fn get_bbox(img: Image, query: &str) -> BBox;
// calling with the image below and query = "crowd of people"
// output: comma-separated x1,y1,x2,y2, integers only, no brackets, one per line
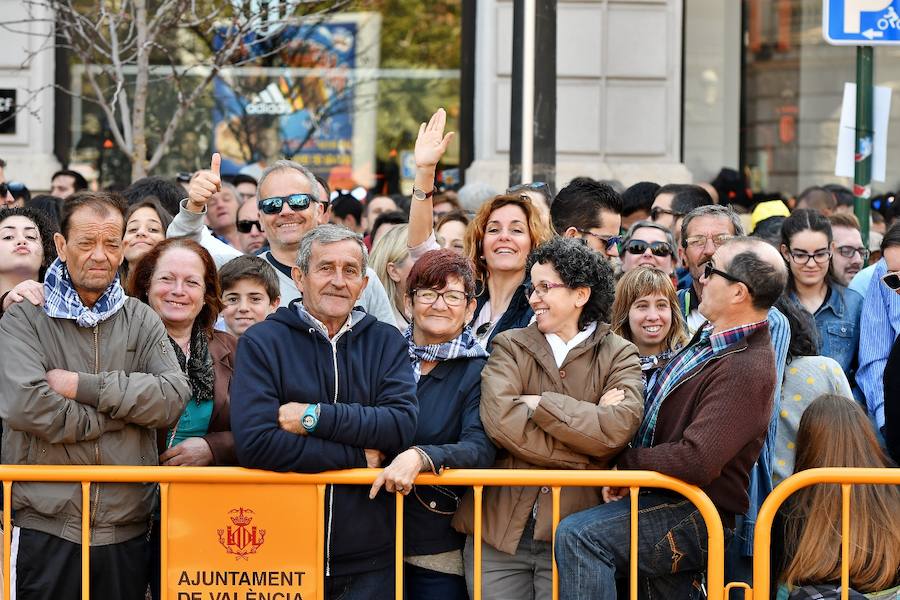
0,104,897,600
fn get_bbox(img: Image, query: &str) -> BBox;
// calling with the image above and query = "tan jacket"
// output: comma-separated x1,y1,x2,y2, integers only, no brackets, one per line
0,298,190,545
452,323,644,554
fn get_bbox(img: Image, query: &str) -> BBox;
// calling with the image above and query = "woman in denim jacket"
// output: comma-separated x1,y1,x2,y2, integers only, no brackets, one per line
780,209,863,377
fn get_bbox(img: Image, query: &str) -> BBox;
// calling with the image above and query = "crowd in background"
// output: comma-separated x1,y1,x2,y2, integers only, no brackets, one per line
0,105,898,600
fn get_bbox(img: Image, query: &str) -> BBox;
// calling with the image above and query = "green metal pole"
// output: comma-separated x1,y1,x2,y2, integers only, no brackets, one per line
853,46,873,255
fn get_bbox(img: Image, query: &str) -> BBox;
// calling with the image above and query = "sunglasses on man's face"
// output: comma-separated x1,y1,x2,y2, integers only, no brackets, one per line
883,271,900,292
0,182,26,197
623,239,673,257
257,193,315,215
236,220,263,234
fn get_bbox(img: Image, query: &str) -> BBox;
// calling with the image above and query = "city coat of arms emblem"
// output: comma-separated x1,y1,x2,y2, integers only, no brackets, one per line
217,507,266,560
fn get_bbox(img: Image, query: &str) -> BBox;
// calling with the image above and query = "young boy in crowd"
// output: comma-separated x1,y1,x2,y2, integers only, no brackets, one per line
219,255,280,337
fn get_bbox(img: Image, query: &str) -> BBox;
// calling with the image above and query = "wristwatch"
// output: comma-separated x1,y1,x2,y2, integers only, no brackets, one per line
412,186,435,202
301,404,321,433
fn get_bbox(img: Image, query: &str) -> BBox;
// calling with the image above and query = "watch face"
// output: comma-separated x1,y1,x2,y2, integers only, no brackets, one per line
412,188,425,201
302,415,315,429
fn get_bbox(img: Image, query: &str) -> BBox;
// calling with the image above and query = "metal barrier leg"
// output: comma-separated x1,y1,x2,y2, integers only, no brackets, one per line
473,485,483,600
395,493,404,600
630,487,639,600
551,487,561,600
160,483,169,600
724,581,753,600
81,482,90,600
841,484,850,600
316,484,326,600
3,481,11,600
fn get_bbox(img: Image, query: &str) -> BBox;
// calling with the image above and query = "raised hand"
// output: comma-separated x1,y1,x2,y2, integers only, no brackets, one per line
414,108,454,170
187,153,222,213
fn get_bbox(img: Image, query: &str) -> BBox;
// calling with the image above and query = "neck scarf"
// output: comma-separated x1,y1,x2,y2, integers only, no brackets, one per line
43,258,127,328
169,323,214,404
404,325,488,381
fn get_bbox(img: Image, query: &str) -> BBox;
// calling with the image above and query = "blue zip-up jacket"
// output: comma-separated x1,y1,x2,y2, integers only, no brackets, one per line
230,300,418,577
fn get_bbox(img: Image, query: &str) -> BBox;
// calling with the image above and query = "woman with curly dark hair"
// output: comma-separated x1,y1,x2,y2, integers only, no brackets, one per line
452,236,644,598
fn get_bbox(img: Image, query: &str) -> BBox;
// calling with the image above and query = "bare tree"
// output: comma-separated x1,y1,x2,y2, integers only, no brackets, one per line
2,0,351,180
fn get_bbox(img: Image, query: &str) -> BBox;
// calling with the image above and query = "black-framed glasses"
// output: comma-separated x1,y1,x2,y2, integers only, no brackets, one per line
412,288,470,307
236,220,263,234
577,229,621,252
835,245,870,261
703,262,754,294
258,193,316,215
883,271,900,291
524,281,568,298
623,239,673,257
507,181,551,197
650,206,684,222
787,248,832,265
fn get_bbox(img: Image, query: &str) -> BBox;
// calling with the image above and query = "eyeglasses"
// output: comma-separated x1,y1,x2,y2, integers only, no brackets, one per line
412,288,470,307
623,239,673,257
882,271,900,291
258,193,316,215
703,262,754,294
650,206,684,222
787,249,832,265
524,281,568,298
684,233,732,249
577,229,622,252
835,245,870,261
236,220,263,234
507,181,551,197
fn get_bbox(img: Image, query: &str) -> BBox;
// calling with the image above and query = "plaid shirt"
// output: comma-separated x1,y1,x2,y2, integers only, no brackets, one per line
634,318,769,448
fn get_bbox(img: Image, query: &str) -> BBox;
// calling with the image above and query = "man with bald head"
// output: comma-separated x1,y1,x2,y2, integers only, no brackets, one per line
556,237,787,599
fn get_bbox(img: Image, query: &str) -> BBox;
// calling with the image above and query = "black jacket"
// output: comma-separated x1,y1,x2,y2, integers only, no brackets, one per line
230,301,418,577
405,357,496,556
471,278,533,350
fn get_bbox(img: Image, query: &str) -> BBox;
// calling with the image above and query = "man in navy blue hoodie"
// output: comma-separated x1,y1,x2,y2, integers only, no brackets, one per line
231,224,418,599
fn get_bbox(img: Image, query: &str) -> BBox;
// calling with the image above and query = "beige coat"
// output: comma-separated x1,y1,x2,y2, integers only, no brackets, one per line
453,322,644,554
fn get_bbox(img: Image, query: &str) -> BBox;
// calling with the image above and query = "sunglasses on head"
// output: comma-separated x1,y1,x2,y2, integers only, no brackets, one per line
507,181,551,196
330,186,367,202
0,182,26,197
623,239,673,257
257,193,315,215
883,271,900,291
236,219,263,234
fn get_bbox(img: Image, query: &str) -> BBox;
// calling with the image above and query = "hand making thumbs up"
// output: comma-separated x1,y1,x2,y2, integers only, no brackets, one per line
186,153,222,214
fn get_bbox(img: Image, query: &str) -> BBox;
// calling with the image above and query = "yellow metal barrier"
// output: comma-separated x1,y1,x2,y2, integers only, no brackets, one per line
0,466,726,600
752,467,900,600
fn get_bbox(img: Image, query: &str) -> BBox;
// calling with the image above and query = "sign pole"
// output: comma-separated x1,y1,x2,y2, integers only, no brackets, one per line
853,45,873,250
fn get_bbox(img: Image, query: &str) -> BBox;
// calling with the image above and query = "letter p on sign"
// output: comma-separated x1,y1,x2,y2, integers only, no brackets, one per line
845,0,893,32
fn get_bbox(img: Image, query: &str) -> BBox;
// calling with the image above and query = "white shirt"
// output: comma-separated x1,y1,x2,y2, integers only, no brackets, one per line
544,322,597,368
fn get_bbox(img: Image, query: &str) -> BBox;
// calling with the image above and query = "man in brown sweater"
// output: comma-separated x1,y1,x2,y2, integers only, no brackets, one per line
555,237,787,600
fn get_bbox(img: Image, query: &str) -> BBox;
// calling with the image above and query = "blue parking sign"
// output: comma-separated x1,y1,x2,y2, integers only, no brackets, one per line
824,0,900,44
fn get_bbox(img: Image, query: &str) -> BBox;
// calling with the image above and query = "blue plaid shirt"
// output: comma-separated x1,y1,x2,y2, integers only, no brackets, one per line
635,318,770,448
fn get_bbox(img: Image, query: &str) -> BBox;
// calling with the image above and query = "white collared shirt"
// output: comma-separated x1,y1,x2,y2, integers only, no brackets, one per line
544,322,597,368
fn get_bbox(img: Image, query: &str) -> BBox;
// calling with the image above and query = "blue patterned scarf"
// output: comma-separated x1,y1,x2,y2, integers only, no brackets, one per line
404,325,488,381
43,258,127,328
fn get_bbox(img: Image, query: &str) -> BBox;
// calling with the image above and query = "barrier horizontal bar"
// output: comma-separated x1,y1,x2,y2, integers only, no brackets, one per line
0,466,715,492
752,468,900,600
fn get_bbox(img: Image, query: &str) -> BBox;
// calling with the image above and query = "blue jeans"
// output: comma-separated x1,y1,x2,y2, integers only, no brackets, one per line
326,565,394,600
404,563,467,600
556,491,722,600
